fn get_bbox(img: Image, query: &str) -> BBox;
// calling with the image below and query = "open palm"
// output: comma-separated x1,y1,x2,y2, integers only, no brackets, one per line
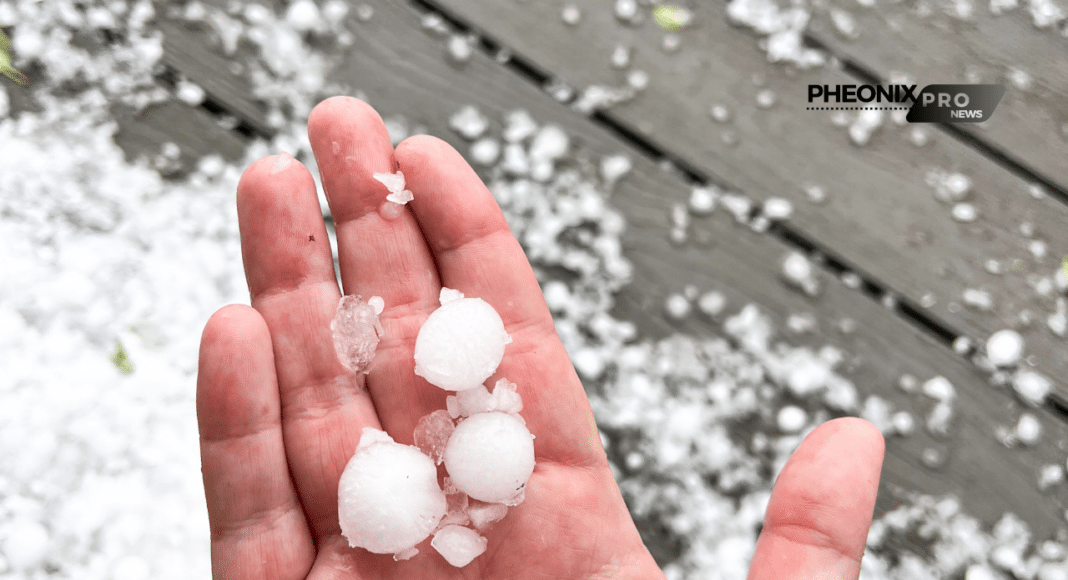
197,97,885,580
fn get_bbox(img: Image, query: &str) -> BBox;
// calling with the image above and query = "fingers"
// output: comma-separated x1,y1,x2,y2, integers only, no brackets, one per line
747,418,885,580
307,97,445,440
237,153,380,539
396,135,606,468
197,305,315,580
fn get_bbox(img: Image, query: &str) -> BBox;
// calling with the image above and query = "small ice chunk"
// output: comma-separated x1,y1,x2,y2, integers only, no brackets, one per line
922,376,955,402
614,0,638,21
286,0,322,32
698,291,726,316
444,412,535,504
777,405,807,433
986,329,1024,366
449,105,490,140
665,293,691,319
332,295,385,374
1014,371,1051,407
373,171,414,205
529,125,569,162
447,379,523,418
467,502,509,530
962,288,993,311
176,79,206,106
927,402,954,435
891,411,916,436
600,154,632,186
927,169,972,202
560,4,582,25
1015,413,1042,445
781,252,821,297
415,295,511,391
952,203,978,222
1039,464,1064,491
432,525,487,567
338,428,447,554
689,187,719,215
439,287,465,305
447,35,474,64
439,484,471,527
415,410,456,464
470,138,501,166
503,110,538,143
763,197,793,220
756,89,777,109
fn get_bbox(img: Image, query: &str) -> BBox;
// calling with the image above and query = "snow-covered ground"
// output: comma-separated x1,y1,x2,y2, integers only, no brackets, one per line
2,0,1068,579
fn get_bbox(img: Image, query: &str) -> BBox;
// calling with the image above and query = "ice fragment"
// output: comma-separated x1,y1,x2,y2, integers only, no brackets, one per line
449,106,490,140
776,405,807,433
763,197,792,220
470,138,501,166
467,502,509,530
414,410,456,464
332,295,385,374
781,252,820,297
1013,371,1051,406
1015,413,1042,445
432,525,487,567
373,171,414,205
560,5,582,25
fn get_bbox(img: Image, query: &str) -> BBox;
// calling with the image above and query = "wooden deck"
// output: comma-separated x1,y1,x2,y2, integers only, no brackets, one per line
107,0,1068,563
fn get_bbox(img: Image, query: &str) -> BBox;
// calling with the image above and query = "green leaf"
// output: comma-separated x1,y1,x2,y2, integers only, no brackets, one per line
652,4,692,31
113,341,136,375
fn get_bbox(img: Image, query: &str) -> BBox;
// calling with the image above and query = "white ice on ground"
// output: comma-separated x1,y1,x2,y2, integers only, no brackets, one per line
1015,413,1042,445
414,410,456,465
414,294,512,391
449,105,490,140
332,295,385,374
431,525,488,567
1013,371,1052,406
986,329,1024,366
444,412,536,504
689,187,719,215
600,154,633,187
781,252,821,297
926,169,973,203
373,170,414,205
776,405,807,433
470,138,501,166
338,428,447,555
762,197,792,220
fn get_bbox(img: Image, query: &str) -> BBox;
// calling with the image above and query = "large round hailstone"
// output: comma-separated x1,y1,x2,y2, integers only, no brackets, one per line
414,297,511,391
338,433,447,554
444,412,535,504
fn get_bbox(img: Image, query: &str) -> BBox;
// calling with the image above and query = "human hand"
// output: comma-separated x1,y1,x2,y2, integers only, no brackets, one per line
196,96,885,580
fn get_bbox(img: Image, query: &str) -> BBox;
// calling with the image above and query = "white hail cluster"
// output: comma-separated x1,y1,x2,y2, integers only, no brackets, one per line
335,288,534,567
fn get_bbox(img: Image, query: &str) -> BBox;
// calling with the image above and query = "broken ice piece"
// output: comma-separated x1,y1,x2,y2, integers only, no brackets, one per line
446,379,524,418
444,411,535,504
449,105,490,140
467,501,509,530
331,295,385,374
439,287,465,305
439,488,471,527
414,293,512,391
986,329,1024,366
373,171,414,205
414,410,456,464
431,525,487,567
394,547,418,561
338,428,446,555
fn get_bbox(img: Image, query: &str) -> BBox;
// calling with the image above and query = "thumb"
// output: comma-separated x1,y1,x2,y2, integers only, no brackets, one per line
747,417,885,580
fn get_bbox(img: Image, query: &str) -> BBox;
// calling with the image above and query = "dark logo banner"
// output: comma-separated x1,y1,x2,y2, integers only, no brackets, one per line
906,84,1006,123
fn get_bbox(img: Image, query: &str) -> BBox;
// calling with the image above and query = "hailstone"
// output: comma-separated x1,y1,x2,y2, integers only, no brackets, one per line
444,412,535,504
414,289,512,391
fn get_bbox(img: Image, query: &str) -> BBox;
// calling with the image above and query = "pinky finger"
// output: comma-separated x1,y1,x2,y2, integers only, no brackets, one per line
197,305,315,580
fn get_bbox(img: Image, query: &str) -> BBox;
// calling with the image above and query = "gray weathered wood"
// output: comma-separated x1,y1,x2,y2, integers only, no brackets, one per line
158,0,1068,557
111,100,246,173
429,0,1068,408
807,2,1068,193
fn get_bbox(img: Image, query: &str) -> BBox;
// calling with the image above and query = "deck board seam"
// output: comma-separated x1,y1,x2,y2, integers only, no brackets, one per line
407,0,1068,421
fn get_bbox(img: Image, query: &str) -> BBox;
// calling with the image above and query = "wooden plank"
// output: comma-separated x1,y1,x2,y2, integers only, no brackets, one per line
807,2,1068,193
157,18,274,137
426,0,1068,407
110,100,246,175
328,0,1068,546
